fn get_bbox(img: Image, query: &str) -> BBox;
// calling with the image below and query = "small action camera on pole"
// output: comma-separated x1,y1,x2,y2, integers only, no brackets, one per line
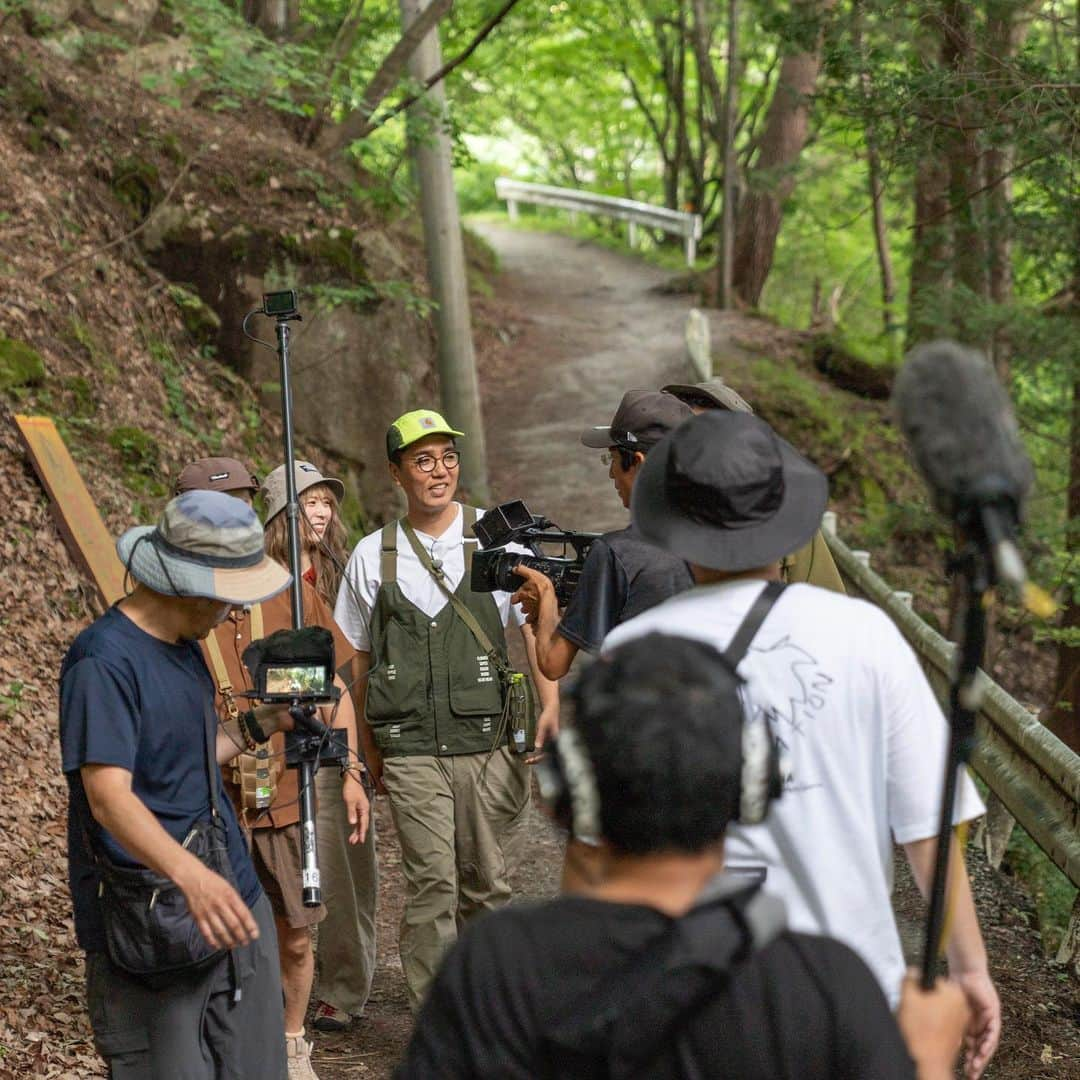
242,289,347,908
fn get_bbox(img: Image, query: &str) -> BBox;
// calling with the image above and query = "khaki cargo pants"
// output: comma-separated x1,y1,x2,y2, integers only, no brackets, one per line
314,765,379,1018
382,747,529,1011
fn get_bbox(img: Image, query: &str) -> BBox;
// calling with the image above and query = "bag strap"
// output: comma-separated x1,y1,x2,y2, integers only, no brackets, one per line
249,602,263,640
380,521,397,585
722,581,787,671
202,692,222,819
401,516,504,666
544,882,785,1069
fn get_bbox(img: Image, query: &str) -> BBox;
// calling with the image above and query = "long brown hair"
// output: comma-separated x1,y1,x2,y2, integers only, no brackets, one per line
264,483,348,609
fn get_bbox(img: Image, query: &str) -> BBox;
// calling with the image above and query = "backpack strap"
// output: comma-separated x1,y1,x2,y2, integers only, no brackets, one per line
204,627,237,718
462,504,478,555
380,521,398,585
722,581,787,671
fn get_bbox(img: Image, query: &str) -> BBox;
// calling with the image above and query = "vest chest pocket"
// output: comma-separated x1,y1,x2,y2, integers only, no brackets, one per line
446,620,505,717
366,616,428,732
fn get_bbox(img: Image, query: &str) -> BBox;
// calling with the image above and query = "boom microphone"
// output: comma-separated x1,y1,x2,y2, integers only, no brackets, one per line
892,341,1033,592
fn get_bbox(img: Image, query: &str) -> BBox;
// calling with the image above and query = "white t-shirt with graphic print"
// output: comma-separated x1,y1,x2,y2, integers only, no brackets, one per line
334,503,525,652
604,579,984,1006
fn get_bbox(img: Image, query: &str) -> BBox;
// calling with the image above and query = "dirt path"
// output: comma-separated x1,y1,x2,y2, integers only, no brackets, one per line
314,225,1079,1079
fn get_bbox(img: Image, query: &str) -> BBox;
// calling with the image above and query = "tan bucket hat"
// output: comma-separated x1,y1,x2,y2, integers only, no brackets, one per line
261,461,345,524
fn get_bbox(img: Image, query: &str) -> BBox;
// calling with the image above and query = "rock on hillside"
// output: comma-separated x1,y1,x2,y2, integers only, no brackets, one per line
1,23,442,523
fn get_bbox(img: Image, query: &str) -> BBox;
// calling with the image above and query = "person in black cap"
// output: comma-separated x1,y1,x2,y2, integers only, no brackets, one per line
512,390,695,681
396,633,971,1080
605,412,1000,1080
661,378,846,593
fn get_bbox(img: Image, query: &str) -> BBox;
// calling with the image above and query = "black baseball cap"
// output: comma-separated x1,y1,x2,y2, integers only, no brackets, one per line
580,390,693,451
632,411,828,571
662,379,754,414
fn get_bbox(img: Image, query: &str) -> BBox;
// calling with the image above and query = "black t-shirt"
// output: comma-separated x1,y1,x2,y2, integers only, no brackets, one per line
60,606,262,952
558,525,694,653
397,896,914,1080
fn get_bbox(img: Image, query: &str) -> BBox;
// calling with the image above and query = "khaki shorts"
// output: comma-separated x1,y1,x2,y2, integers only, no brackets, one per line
251,823,326,929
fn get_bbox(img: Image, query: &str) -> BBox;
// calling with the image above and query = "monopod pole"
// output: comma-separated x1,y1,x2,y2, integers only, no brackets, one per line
921,551,986,988
273,306,324,908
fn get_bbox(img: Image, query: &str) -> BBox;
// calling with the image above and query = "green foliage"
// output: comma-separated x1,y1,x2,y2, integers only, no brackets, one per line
160,0,325,116
167,284,221,346
147,338,198,436
0,335,46,392
108,425,166,496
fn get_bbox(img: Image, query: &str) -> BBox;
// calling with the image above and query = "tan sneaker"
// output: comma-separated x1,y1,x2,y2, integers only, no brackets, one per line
286,1032,319,1080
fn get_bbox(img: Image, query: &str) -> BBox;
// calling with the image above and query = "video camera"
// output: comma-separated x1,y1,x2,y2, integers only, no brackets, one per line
242,626,348,769
471,500,598,605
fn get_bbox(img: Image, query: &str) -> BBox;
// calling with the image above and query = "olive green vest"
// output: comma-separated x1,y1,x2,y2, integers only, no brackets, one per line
365,507,510,757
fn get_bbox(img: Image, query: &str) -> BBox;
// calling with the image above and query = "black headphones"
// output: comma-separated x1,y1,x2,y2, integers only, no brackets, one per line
537,585,792,841
535,698,784,845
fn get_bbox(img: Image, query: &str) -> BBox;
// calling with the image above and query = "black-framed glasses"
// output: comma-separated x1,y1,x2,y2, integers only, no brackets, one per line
409,450,461,473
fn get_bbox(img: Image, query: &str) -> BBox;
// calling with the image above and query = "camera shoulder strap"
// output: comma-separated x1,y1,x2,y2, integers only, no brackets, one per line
722,581,787,671
401,518,503,665
380,522,398,585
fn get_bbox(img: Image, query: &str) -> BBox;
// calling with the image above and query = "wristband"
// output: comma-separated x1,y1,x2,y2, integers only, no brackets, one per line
241,709,271,746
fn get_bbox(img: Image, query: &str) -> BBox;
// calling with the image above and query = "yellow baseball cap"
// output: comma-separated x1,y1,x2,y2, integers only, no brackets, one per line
386,409,464,459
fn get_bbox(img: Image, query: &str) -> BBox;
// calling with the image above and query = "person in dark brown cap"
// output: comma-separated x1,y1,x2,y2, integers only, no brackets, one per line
176,456,260,502
661,380,846,594
512,390,696,681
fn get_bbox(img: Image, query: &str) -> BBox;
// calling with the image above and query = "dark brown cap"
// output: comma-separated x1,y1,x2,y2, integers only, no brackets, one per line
176,456,259,496
580,390,693,451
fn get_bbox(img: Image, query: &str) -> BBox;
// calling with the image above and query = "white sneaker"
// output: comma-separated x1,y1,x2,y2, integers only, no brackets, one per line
286,1032,319,1080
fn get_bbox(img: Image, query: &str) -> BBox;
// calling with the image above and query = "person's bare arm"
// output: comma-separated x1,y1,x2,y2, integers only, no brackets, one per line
903,834,1000,1079
897,970,971,1080
512,564,579,680
325,674,370,844
214,702,292,766
347,650,383,794
81,764,258,950
519,619,560,759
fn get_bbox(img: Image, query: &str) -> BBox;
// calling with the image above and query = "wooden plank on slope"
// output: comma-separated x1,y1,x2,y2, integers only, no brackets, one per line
14,414,125,606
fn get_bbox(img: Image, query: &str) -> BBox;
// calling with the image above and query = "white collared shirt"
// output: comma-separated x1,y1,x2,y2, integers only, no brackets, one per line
334,503,525,652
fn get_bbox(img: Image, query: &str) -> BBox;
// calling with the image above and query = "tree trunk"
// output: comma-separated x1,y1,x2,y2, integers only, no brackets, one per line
983,1,1036,380
1050,369,1080,753
397,0,489,502
852,4,898,354
939,1,988,338
731,0,833,307
906,20,953,350
243,0,299,37
317,0,453,154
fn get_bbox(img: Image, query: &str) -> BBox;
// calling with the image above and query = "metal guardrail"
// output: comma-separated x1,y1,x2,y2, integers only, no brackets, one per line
821,516,1080,967
494,178,704,266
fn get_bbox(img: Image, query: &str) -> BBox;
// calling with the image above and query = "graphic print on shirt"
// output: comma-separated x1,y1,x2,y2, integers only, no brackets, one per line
744,634,834,795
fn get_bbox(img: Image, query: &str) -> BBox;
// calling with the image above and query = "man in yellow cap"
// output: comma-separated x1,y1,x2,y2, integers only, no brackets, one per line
334,409,559,1011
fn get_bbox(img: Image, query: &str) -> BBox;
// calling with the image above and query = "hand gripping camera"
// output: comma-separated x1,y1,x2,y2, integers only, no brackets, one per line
470,501,598,605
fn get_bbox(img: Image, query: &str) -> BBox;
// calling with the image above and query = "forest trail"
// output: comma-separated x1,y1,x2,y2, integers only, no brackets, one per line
475,221,712,530
314,226,1078,1079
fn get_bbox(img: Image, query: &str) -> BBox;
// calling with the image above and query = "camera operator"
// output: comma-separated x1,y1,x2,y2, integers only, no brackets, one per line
604,411,1000,1078
512,390,695,680
662,378,846,593
333,409,559,1012
183,458,369,1080
397,633,971,1079
60,491,308,1078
